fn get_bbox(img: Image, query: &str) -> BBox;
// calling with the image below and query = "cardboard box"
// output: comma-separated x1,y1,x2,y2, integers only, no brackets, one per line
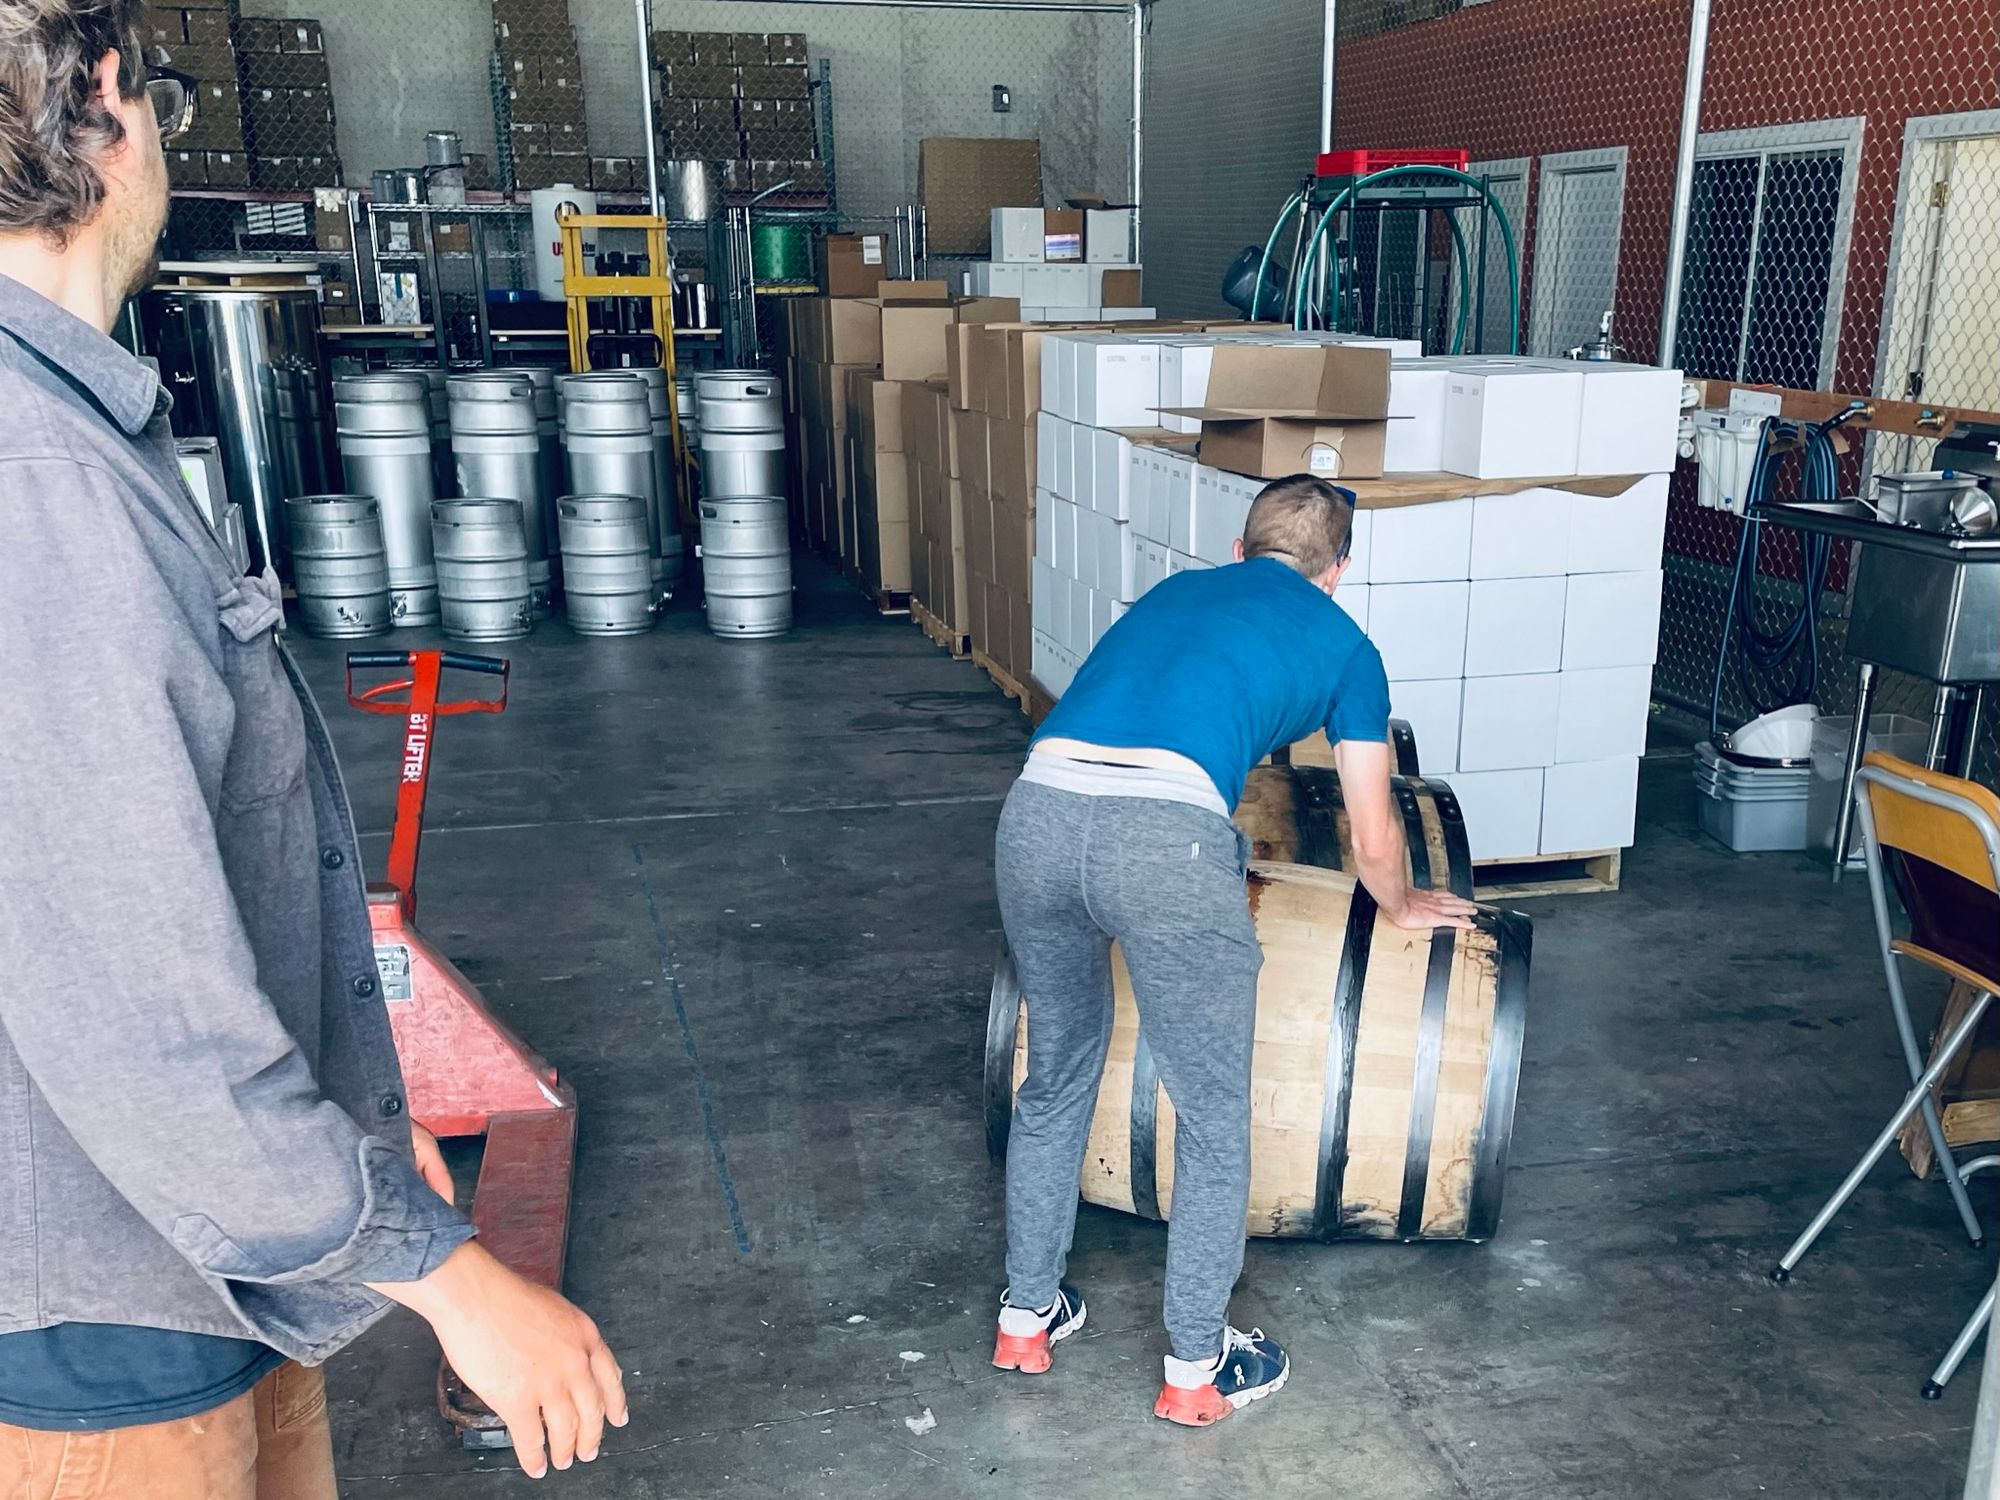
1073,339,1161,429
1562,570,1664,669
649,29,695,65
991,207,1045,264
1388,678,1465,775
881,300,955,384
767,32,810,64
1464,576,1566,677
1043,208,1084,263
180,79,244,151
1574,363,1683,476
668,62,737,99
1085,208,1135,264
1556,665,1654,764
1541,757,1640,854
738,63,810,99
688,31,735,66
141,6,184,44
1368,496,1472,583
954,408,991,501
1568,473,1669,573
820,233,886,297
1163,344,1392,481
1470,487,1572,577
236,16,285,51
590,156,639,192
920,138,1043,256
1442,361,1585,479
989,418,1035,511
1093,267,1143,306
281,19,322,52
1449,768,1545,861
849,371,906,456
150,38,236,81
166,148,206,187
1385,362,1448,472
1370,580,1470,681
182,6,235,47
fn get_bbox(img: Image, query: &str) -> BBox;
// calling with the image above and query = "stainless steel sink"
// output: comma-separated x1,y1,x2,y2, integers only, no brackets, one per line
1757,501,1999,683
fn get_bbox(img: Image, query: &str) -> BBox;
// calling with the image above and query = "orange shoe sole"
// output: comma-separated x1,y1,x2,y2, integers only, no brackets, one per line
1153,1382,1234,1426
992,1328,1053,1374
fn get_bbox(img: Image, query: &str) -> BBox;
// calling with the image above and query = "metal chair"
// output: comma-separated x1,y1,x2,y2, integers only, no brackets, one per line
1772,753,2000,1389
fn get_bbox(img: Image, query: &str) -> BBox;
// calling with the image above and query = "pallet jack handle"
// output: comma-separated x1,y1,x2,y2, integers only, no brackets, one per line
343,650,510,923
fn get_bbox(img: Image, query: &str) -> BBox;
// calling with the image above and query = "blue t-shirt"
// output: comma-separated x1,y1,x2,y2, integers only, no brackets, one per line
0,1325,282,1431
1034,557,1390,806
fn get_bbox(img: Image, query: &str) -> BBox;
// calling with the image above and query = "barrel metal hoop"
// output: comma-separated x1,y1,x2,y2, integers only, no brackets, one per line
1291,766,1346,872
1465,909,1532,1242
1392,782,1453,1239
1423,778,1477,900
1388,717,1420,778
1128,1036,1162,1222
983,948,1023,1162
1314,885,1377,1242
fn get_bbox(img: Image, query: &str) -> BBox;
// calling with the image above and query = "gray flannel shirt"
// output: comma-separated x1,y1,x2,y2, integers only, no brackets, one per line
0,274,472,1364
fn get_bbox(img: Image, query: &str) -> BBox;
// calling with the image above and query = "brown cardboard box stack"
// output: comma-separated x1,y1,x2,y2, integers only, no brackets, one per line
495,0,591,191
777,289,1020,624
649,30,826,203
145,1,252,190
235,16,339,190
945,322,1057,677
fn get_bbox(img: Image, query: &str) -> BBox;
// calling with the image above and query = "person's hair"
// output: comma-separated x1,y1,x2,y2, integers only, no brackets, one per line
0,0,150,244
1241,474,1355,578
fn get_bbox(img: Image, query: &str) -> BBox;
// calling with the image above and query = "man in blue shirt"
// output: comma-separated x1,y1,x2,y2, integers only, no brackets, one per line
989,475,1475,1425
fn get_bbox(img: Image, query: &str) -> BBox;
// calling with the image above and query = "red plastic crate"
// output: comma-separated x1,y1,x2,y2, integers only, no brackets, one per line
1315,147,1470,178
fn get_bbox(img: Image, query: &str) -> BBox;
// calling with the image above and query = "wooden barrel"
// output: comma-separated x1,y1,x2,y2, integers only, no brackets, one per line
983,861,1531,1242
1236,763,1473,897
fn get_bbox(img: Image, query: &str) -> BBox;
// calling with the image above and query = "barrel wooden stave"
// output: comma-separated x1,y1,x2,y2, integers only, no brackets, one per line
1238,763,1472,898
987,861,1529,1243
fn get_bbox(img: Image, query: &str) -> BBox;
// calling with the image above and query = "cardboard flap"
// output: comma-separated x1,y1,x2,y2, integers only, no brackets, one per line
1177,343,1392,421
876,280,951,303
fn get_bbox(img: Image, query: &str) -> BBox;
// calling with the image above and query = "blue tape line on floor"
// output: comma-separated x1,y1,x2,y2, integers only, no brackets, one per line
632,842,753,1254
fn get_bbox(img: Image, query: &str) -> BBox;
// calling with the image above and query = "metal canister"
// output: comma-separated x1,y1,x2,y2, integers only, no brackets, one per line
629,366,686,588
333,371,439,626
425,130,466,207
559,373,663,583
697,496,792,639
448,371,552,617
418,366,453,499
557,495,658,637
696,369,786,500
285,494,392,638
517,366,564,557
674,371,700,449
431,498,534,641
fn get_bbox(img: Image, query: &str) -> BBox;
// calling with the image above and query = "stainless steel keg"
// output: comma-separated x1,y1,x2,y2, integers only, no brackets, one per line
332,371,439,626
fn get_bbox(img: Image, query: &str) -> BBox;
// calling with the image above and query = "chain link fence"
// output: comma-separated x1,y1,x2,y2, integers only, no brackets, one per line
1326,0,1998,782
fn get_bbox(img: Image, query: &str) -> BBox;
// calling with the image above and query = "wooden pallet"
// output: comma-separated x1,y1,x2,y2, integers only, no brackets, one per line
1473,849,1622,900
912,598,971,658
973,649,1057,724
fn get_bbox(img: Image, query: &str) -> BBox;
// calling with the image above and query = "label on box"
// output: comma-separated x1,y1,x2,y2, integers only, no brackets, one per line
1044,233,1082,262
862,236,883,265
1307,444,1341,475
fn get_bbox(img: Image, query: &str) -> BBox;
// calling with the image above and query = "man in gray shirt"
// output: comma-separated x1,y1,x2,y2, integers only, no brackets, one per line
0,5,626,1492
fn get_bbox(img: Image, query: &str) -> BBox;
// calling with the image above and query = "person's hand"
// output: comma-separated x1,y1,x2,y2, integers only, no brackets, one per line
408,1122,454,1203
370,1242,628,1477
1386,887,1479,931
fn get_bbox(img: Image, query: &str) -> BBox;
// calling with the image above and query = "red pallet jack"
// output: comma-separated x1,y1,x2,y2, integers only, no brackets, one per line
345,649,577,1450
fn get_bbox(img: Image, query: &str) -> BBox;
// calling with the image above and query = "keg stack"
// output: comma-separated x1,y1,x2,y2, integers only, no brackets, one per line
695,369,792,639
432,499,534,642
332,372,439,627
629,366,687,590
286,495,393,638
561,373,666,590
448,372,554,619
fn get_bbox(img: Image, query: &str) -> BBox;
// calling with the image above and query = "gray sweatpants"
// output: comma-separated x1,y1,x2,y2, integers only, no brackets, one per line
994,776,1263,1362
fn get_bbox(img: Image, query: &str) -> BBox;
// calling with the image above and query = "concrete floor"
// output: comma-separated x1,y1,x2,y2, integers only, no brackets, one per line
291,556,1990,1500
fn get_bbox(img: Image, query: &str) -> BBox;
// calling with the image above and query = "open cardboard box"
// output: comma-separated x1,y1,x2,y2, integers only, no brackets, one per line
1160,344,1393,480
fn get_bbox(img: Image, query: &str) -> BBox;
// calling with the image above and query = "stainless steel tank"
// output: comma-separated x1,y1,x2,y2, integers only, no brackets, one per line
432,499,534,641
139,284,332,574
560,373,663,582
285,494,392,638
697,369,786,500
448,372,552,618
697,496,792,638
333,371,439,626
630,366,686,588
557,495,658,636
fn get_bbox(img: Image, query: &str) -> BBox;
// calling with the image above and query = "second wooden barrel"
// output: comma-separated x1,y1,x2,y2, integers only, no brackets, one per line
984,861,1530,1243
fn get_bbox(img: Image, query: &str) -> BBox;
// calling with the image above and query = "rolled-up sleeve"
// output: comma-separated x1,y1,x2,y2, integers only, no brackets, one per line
0,460,470,1292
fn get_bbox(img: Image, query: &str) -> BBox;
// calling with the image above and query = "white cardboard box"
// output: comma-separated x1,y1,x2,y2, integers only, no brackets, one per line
1568,473,1669,574
1158,344,1215,436
1368,498,1473,583
1072,421,1098,506
1074,342,1162,429
1093,428,1132,521
970,262,1028,299
1387,362,1449,473
1170,550,1207,572
1470,487,1573,577
1050,497,1078,578
1542,756,1640,854
1040,339,1069,419
1459,672,1562,771
1563,569,1664,669
1110,518,1139,601
1465,576,1566,676
1089,585,1114,646
1193,468,1255,565
1034,498,1054,565
1335,582,1371,633
1074,498,1098,582
1085,208,1136,264
1556,665,1654,763
1043,263,1093,308
1032,560,1056,634
1344,508,1372,585
1051,417,1076,500
1158,451,1193,546
991,207,1045,264
1036,418,1062,494
1388,677,1463,775
1449,768,1545,861
1442,362,1586,479
1068,576,1092,652
1575,363,1683,476
1101,307,1157,321
1369,581,1470,681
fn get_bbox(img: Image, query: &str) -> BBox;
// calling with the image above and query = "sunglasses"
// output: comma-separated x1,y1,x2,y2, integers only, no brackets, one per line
145,65,197,142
